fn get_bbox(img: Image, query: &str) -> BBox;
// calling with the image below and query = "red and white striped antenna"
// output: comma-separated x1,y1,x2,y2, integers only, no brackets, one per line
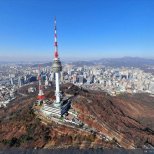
54,17,59,59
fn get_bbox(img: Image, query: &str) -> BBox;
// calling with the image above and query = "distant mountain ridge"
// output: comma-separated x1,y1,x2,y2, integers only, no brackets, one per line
96,57,154,67
70,57,154,67
30,57,154,68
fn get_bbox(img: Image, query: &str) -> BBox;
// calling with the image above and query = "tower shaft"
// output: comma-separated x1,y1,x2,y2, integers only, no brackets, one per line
55,72,60,103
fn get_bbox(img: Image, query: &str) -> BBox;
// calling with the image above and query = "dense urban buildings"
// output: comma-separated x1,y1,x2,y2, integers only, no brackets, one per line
0,62,154,108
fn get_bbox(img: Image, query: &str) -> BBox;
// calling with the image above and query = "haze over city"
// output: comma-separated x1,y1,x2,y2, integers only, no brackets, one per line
0,0,154,61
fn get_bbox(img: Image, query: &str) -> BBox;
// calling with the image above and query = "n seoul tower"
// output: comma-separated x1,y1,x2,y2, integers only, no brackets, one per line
52,17,62,107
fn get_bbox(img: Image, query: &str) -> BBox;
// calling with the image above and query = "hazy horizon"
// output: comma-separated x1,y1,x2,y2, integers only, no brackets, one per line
0,56,154,63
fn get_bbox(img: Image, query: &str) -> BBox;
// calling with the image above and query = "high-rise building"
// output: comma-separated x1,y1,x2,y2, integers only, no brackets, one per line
78,75,84,84
10,78,14,85
45,75,49,88
18,76,22,87
37,65,45,103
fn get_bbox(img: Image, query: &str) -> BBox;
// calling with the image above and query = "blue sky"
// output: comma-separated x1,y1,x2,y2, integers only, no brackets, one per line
0,0,154,61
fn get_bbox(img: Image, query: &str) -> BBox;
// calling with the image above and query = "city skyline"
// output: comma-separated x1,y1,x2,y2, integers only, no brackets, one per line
0,0,154,61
